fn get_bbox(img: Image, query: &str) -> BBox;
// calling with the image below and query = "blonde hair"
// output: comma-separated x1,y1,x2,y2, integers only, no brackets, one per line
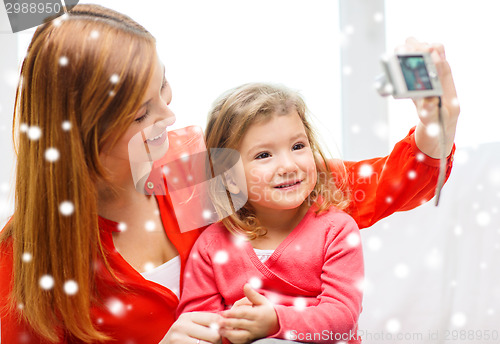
0,4,156,342
205,83,350,240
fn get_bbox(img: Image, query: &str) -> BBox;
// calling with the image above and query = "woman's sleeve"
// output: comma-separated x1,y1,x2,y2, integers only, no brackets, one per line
176,233,225,317
337,126,455,229
270,215,363,343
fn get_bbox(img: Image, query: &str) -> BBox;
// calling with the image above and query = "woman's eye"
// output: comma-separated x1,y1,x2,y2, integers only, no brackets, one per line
292,143,305,150
255,152,270,160
134,111,149,123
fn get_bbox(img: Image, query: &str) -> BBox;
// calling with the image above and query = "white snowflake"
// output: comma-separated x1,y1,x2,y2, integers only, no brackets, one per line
90,30,99,39
22,252,32,263
385,196,393,204
373,12,384,22
39,275,54,290
117,222,127,232
394,263,409,279
374,122,389,139
453,225,462,236
248,276,262,289
59,201,74,216
180,153,189,162
64,280,78,295
110,74,120,84
45,147,60,162
27,126,42,140
425,248,442,269
386,318,401,333
346,232,361,247
293,297,307,311
210,322,220,331
202,209,212,220
454,150,469,165
416,153,425,162
214,250,229,264
407,170,417,179
351,125,360,134
59,56,69,67
358,164,373,178
367,236,382,251
425,123,440,137
488,168,500,185
476,211,491,226
61,121,71,131
344,25,355,35
145,220,156,232
143,262,155,272
232,234,247,247
109,91,116,97
343,65,352,76
19,123,28,133
106,298,126,317
451,312,467,327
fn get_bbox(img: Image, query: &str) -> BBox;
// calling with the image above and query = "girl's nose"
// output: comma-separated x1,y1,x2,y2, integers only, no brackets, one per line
277,153,298,175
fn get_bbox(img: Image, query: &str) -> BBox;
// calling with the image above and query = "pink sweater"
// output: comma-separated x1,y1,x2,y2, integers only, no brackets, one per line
177,206,364,343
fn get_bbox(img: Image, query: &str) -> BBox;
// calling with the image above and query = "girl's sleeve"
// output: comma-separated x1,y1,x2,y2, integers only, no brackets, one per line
270,214,363,343
337,126,455,229
176,233,225,317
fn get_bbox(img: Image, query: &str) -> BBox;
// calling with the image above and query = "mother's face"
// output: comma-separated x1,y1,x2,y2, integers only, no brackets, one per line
101,53,176,165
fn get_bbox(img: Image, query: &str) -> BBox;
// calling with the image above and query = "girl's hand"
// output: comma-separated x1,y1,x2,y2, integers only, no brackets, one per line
159,312,222,344
219,284,279,344
400,37,460,158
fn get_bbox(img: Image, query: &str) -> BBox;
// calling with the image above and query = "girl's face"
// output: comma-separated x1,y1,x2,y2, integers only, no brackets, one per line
101,54,176,164
237,110,317,212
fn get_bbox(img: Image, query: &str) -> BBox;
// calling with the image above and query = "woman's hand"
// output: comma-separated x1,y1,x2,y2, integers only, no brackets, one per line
218,284,279,344
159,312,222,344
400,37,460,159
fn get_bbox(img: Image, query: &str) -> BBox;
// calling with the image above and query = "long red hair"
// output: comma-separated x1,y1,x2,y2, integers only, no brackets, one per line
0,4,156,342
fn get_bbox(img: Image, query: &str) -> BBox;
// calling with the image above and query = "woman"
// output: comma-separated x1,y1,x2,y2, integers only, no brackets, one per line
0,4,459,344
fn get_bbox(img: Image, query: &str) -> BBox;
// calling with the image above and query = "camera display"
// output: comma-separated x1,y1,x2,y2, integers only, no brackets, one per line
399,55,433,91
376,52,442,99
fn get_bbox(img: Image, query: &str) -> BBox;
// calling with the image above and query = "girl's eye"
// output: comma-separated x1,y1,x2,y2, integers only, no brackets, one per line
292,143,305,150
255,152,270,160
134,111,149,123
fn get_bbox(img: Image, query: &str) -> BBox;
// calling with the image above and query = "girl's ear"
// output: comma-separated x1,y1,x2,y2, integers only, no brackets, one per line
225,175,241,195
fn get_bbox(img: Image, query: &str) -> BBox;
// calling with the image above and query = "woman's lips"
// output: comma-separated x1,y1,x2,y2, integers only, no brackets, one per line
144,129,167,146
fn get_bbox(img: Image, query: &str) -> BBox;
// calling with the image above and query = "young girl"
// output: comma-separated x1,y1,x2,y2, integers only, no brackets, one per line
177,83,365,344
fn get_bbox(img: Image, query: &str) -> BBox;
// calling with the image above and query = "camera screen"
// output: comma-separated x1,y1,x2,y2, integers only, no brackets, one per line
398,55,433,91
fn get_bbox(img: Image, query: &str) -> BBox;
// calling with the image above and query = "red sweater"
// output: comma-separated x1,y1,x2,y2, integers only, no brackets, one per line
0,127,455,343
177,206,364,344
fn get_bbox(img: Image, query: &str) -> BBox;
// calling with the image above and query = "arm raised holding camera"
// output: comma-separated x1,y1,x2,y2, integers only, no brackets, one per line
407,38,460,159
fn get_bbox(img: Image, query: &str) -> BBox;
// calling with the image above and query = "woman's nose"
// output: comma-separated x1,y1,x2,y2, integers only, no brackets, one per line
156,100,176,127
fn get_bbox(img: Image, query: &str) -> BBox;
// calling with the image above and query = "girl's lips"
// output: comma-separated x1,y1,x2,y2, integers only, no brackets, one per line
274,180,302,190
144,129,167,146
